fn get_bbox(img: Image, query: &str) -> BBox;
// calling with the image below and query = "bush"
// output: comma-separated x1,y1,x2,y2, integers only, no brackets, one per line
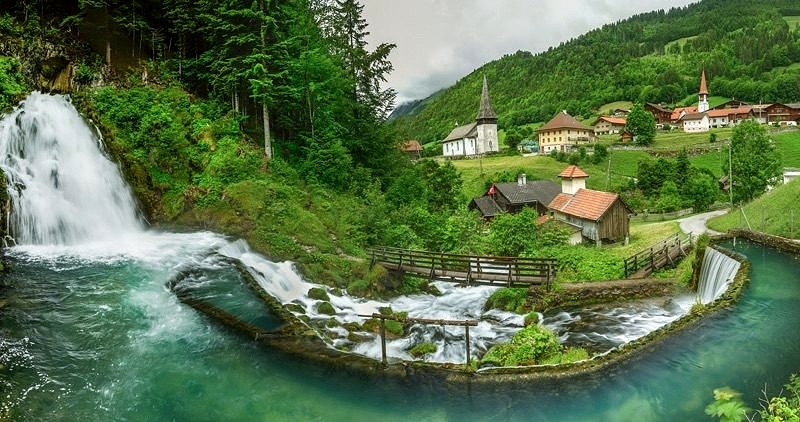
481,324,561,366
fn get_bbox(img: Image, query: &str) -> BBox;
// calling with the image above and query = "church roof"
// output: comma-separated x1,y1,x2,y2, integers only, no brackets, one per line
539,111,593,132
699,69,709,95
442,122,477,142
476,75,497,121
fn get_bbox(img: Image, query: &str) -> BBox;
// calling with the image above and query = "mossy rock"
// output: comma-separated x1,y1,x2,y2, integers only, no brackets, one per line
347,332,371,343
308,287,330,301
316,301,336,315
408,342,437,358
285,303,306,314
346,279,371,297
523,312,541,326
484,288,528,313
342,322,362,332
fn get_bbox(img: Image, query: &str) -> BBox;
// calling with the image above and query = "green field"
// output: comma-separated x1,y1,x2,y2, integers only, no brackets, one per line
596,101,633,116
652,127,734,149
773,130,800,167
707,178,800,238
784,16,800,30
664,35,698,54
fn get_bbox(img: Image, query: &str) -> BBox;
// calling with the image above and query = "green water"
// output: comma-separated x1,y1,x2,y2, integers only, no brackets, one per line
2,240,799,421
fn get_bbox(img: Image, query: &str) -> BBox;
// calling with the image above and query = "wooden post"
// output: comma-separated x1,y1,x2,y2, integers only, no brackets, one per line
465,325,471,366
380,317,387,365
624,260,628,278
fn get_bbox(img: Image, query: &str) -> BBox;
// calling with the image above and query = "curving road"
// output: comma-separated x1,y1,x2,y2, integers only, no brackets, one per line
677,209,728,238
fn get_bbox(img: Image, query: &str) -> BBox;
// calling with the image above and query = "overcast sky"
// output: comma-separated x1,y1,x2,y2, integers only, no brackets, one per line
362,0,697,105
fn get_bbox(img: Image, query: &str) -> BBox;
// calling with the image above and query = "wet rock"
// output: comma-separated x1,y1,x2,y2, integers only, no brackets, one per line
307,287,329,302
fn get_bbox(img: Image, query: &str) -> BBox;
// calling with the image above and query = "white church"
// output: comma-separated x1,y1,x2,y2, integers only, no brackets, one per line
441,76,499,157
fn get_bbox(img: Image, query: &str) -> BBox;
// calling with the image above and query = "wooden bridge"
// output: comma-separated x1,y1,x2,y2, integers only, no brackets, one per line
369,246,558,290
624,233,693,278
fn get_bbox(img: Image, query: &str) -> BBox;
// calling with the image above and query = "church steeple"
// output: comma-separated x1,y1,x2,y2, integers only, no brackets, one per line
476,75,497,123
698,69,709,113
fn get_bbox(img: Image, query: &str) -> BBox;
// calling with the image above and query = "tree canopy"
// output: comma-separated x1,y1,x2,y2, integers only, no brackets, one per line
725,120,782,203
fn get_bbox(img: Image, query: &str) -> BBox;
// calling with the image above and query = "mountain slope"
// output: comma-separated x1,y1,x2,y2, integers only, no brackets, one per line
391,0,800,144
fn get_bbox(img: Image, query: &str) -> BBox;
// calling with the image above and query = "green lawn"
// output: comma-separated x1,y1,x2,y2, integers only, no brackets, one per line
603,220,681,258
707,178,800,239
652,127,733,149
773,130,800,167
783,15,800,30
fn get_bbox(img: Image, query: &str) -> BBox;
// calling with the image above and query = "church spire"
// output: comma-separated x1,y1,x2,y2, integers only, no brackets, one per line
698,69,710,113
699,69,708,95
476,75,497,122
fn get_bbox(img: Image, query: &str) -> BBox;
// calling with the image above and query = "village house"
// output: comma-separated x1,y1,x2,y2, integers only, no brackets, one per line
469,173,561,220
706,106,754,128
547,165,632,245
593,116,626,135
537,111,595,155
400,140,423,160
441,76,498,157
680,112,710,132
645,103,673,126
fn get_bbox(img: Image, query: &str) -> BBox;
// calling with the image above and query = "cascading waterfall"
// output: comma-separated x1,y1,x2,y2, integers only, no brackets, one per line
0,92,142,245
697,247,741,304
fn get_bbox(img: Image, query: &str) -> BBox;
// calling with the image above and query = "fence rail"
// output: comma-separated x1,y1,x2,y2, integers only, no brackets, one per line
369,246,557,289
623,233,692,278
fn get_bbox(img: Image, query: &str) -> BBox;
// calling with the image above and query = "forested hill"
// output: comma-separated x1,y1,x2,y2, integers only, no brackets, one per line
390,0,800,144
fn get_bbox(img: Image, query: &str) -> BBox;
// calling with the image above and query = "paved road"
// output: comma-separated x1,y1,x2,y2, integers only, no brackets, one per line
678,209,728,237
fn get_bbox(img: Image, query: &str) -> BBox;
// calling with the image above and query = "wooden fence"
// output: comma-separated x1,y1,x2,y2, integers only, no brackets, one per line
369,246,558,289
623,233,693,278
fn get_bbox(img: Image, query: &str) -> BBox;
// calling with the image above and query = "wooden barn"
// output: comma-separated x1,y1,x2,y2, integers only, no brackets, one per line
469,173,561,220
547,166,632,245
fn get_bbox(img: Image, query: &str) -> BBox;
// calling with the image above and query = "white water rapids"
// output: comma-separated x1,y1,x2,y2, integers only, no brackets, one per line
1,92,695,364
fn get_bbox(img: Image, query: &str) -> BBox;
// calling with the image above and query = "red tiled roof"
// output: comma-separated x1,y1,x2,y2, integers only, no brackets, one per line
401,140,422,152
671,106,698,121
706,106,753,118
548,189,620,221
699,69,708,95
558,165,589,179
596,116,626,125
539,111,593,131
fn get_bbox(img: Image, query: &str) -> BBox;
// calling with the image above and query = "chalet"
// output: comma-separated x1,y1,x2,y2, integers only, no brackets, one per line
752,104,770,124
441,76,498,157
645,103,673,125
763,103,800,124
547,165,632,245
537,111,595,155
620,130,633,142
401,140,423,159
680,112,710,132
706,106,754,128
593,116,626,135
469,173,561,219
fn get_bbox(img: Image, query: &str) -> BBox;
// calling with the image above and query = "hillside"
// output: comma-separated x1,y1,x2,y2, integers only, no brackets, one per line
707,177,800,238
390,0,800,144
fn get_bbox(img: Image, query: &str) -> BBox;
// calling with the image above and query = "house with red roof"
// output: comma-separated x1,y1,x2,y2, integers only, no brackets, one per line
547,165,632,245
537,111,595,155
400,140,423,159
593,116,626,135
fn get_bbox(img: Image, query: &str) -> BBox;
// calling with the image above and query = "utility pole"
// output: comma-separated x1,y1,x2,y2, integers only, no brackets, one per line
728,142,733,207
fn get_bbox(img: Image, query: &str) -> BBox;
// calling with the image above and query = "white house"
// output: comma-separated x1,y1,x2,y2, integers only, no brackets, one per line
441,76,498,157
681,112,710,133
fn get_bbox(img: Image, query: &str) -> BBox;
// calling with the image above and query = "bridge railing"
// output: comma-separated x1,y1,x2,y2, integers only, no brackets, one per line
368,246,557,289
623,232,692,278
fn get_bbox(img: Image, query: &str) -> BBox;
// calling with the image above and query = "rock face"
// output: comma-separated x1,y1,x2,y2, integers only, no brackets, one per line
0,34,94,93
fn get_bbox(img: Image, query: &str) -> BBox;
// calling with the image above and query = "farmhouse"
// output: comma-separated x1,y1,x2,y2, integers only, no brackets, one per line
645,103,673,125
680,112,710,132
537,111,595,155
469,173,561,219
441,76,499,157
400,140,423,159
593,116,626,135
706,106,754,128
548,165,632,245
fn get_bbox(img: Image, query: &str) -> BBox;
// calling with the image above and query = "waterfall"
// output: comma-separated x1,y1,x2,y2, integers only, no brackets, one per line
0,92,142,245
697,247,741,304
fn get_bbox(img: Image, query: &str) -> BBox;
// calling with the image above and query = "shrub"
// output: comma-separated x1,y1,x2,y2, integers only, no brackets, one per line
481,324,560,366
